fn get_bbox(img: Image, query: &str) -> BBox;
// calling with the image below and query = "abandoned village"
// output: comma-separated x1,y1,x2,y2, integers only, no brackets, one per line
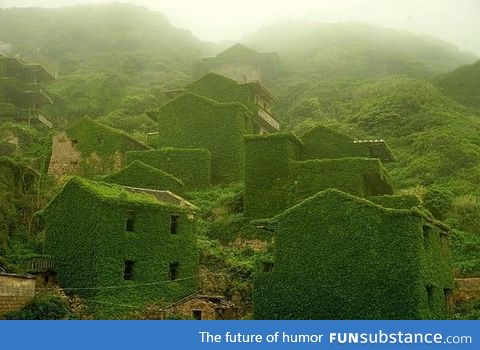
0,43,457,320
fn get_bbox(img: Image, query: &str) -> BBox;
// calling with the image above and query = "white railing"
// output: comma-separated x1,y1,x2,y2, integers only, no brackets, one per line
257,108,280,131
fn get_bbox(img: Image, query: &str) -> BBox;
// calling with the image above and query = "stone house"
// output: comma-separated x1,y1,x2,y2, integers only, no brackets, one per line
43,177,198,315
253,189,454,320
198,43,280,83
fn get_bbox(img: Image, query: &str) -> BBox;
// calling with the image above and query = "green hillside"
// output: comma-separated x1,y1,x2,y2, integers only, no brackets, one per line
435,60,480,109
0,3,213,122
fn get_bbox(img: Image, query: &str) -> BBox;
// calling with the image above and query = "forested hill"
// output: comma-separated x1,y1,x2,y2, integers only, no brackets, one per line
0,3,213,121
244,22,477,80
435,60,480,109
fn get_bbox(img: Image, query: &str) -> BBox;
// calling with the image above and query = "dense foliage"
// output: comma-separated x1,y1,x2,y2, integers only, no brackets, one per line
4,292,70,320
435,60,480,109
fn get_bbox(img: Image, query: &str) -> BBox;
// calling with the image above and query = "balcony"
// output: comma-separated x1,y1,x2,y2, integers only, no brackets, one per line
23,256,55,273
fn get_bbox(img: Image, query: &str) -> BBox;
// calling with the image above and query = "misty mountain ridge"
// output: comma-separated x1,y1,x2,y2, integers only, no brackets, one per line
244,21,477,79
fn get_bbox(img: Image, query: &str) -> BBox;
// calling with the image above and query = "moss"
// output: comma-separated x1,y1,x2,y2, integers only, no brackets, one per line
149,92,253,184
253,189,453,320
126,148,211,190
44,177,198,317
103,160,185,195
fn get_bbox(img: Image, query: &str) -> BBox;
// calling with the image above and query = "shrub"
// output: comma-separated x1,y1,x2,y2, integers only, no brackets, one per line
4,293,70,320
449,196,480,235
423,185,453,220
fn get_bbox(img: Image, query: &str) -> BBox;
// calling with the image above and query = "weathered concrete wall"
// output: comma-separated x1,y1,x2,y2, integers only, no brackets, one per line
0,273,35,315
47,132,82,176
211,62,263,83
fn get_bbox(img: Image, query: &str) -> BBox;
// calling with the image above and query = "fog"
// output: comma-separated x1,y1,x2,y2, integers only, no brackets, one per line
1,0,479,54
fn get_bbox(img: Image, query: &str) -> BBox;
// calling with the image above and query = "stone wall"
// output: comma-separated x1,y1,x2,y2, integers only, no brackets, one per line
0,273,35,315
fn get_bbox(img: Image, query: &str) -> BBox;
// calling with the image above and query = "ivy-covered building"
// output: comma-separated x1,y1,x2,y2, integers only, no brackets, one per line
253,189,454,320
166,73,280,133
44,177,198,314
197,43,281,83
149,92,253,184
0,55,54,127
48,117,149,177
244,126,394,219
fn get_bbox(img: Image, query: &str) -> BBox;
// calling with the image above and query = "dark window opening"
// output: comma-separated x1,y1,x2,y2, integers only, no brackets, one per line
124,260,134,280
426,285,434,310
126,211,135,232
444,288,453,314
262,262,274,272
440,235,448,256
192,310,202,320
423,225,432,248
44,272,49,283
170,214,180,234
169,262,179,281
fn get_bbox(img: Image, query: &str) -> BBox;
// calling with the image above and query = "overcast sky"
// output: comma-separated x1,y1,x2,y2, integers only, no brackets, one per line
1,0,479,54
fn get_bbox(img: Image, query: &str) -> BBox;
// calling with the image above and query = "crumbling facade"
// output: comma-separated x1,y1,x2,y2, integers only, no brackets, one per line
48,117,149,177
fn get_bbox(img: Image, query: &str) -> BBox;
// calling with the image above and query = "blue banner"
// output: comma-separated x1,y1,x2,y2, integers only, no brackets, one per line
1,320,477,350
